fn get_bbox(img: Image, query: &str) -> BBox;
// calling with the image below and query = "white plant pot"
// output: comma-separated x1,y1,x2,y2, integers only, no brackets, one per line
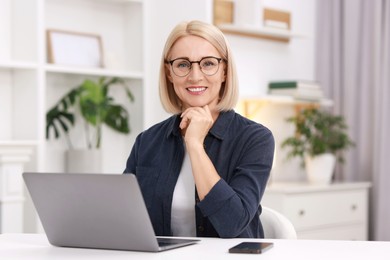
65,149,102,173
305,153,336,185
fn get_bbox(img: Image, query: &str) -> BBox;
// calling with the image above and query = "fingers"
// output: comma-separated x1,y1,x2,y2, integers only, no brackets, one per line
179,115,189,129
180,105,211,120
179,106,214,136
180,106,212,127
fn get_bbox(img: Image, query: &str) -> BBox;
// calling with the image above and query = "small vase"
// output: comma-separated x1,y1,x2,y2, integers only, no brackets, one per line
65,149,102,173
305,153,336,184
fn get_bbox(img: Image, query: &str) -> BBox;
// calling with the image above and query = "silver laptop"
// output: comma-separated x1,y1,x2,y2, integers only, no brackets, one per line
23,172,199,252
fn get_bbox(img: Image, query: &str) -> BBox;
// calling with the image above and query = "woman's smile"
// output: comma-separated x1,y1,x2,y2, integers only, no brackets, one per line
186,86,207,95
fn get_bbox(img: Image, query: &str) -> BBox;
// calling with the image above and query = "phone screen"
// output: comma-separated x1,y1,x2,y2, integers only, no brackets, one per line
228,242,274,254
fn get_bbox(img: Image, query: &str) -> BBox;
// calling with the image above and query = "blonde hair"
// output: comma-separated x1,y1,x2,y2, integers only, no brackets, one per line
159,20,239,114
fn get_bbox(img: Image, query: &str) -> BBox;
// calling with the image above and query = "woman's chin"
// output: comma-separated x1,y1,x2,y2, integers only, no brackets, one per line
185,100,217,109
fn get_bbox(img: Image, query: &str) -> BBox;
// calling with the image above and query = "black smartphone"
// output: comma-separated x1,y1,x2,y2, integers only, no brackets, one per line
228,242,274,254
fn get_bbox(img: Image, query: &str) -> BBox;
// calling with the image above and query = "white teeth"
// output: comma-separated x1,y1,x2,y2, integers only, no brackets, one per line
187,87,206,92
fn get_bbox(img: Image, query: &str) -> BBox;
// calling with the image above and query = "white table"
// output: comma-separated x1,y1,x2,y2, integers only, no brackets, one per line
1,234,390,260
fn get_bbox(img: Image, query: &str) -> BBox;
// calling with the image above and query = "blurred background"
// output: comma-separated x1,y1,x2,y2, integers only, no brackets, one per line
0,0,388,241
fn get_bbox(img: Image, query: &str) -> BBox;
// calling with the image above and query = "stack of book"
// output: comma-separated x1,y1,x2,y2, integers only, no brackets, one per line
268,80,324,101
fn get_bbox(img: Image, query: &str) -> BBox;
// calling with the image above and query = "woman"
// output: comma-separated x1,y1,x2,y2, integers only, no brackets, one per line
124,20,274,238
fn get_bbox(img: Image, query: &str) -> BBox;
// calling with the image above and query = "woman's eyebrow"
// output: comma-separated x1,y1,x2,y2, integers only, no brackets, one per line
169,56,190,60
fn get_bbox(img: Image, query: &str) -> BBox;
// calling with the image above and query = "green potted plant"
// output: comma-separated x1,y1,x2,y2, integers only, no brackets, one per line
46,76,134,172
281,108,354,184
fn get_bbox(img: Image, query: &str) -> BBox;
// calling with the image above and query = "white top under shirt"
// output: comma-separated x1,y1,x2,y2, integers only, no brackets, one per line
171,150,196,237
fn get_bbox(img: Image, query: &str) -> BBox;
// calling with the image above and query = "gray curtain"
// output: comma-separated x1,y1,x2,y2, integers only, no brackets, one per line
315,0,390,241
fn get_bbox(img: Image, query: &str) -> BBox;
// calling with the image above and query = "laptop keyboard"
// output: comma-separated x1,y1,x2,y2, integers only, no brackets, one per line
157,237,192,247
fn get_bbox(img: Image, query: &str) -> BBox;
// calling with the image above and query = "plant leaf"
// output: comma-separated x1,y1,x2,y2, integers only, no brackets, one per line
46,107,75,139
104,104,130,133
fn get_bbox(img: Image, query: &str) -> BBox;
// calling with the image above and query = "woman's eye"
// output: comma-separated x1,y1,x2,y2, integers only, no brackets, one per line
202,60,216,68
176,61,190,68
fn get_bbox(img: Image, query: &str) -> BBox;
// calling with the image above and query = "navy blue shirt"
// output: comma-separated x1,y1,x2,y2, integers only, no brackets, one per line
124,110,274,238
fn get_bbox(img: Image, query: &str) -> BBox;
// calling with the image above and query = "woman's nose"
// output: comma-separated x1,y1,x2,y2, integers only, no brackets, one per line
188,63,203,80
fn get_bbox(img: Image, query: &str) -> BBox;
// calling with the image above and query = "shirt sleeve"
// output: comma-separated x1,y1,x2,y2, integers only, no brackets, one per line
123,133,142,174
197,125,274,238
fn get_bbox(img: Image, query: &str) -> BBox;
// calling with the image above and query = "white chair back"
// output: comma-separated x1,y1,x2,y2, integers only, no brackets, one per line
260,206,297,239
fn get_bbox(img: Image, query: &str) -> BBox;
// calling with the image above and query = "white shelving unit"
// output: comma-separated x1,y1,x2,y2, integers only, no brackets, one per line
0,0,146,233
1,0,145,174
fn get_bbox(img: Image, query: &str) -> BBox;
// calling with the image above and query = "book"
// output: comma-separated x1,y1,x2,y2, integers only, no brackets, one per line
268,80,324,101
269,80,321,89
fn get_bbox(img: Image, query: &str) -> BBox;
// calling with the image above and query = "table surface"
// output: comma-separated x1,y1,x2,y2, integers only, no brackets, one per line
1,234,390,260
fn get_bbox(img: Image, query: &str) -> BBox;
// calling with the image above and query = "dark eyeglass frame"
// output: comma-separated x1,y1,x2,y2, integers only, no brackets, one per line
165,56,224,77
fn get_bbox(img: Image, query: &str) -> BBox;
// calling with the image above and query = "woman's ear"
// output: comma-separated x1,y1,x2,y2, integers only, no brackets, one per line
166,64,173,83
222,66,227,83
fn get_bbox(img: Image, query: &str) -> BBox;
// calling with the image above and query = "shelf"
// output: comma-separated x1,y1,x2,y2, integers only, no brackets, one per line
239,95,333,120
97,0,143,3
241,95,333,106
217,24,304,43
0,140,39,147
0,61,38,70
44,64,143,79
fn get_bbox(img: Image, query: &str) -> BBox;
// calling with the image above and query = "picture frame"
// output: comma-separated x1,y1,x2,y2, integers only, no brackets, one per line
213,0,234,26
47,29,104,68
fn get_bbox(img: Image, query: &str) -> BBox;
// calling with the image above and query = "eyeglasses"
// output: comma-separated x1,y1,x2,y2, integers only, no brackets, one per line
166,56,224,77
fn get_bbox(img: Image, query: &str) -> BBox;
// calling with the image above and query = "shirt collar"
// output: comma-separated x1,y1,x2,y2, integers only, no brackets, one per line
166,110,235,140
208,110,235,140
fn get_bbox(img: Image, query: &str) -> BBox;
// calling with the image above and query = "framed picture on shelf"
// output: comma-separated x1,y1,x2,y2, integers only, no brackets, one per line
47,29,104,68
213,0,234,26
